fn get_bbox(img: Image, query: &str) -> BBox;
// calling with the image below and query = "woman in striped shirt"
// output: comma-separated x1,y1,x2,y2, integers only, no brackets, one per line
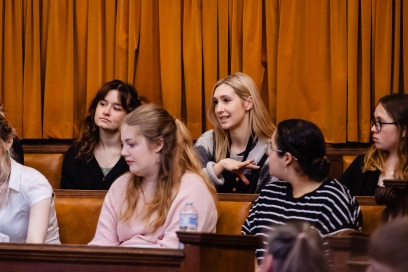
242,119,362,265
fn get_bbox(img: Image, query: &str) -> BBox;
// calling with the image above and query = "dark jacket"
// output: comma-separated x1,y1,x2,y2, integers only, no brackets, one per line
339,154,379,196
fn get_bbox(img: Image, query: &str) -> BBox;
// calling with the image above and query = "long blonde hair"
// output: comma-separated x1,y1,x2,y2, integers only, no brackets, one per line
0,107,15,179
363,93,408,179
119,104,217,232
207,72,275,162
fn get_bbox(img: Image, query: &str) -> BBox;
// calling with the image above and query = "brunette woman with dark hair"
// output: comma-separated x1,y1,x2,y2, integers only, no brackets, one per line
340,93,408,196
242,119,361,265
61,80,141,189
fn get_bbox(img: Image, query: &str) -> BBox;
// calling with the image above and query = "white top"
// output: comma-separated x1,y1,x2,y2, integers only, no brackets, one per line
0,159,60,243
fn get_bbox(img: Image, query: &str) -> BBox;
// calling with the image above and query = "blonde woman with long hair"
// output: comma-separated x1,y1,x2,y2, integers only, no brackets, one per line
89,104,217,248
194,72,275,193
0,107,60,244
340,93,408,196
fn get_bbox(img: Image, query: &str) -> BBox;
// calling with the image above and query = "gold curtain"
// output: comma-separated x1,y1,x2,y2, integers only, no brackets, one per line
0,0,407,142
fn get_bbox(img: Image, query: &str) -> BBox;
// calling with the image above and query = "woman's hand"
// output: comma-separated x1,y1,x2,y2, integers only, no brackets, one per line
214,158,260,185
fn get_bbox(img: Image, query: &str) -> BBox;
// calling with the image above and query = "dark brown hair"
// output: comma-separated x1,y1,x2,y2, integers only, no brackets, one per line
77,79,141,161
275,119,330,181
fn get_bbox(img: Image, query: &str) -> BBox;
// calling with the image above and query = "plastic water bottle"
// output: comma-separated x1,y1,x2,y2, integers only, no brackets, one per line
180,201,198,231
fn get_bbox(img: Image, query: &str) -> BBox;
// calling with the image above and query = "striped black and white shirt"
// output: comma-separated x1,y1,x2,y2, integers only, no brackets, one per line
242,178,362,262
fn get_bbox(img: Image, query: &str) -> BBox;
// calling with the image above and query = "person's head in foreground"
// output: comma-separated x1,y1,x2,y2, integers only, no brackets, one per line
261,222,330,272
367,217,408,272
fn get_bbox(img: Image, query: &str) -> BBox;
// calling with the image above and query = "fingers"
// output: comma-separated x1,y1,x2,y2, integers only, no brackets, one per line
233,159,259,170
243,159,260,169
239,174,250,185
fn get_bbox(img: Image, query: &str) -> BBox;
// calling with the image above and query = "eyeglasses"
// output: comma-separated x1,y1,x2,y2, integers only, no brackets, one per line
265,141,298,161
265,142,283,155
371,119,398,132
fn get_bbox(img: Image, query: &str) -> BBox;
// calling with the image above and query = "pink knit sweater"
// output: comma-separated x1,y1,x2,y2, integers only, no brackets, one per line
89,172,217,248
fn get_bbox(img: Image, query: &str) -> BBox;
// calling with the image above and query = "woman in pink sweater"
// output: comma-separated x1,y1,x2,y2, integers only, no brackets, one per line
89,104,218,248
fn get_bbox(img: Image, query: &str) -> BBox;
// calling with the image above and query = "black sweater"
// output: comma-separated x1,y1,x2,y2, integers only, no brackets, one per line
339,154,380,196
60,144,129,190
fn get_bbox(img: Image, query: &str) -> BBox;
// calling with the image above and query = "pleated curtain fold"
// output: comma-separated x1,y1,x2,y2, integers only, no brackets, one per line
0,0,406,143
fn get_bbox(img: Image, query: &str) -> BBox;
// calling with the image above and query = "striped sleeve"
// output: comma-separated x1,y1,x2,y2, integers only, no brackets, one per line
194,130,225,186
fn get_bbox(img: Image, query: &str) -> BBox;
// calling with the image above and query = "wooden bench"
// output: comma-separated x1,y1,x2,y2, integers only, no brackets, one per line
54,189,389,246
355,196,386,234
21,140,370,189
325,232,369,272
25,153,64,189
54,190,257,244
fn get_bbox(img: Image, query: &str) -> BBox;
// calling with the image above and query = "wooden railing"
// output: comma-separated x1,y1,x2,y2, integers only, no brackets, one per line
0,232,261,272
20,139,371,182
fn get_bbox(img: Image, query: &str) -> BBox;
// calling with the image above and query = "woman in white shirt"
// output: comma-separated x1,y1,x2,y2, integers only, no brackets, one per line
0,108,60,243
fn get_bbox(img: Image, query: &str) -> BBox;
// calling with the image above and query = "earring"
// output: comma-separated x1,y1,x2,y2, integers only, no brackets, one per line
284,168,287,173
6,149,10,158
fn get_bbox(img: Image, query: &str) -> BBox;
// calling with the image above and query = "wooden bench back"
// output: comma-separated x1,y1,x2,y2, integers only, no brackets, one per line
54,189,389,245
54,190,105,244
342,155,357,173
25,153,63,189
216,194,257,235
54,191,257,244
355,196,387,234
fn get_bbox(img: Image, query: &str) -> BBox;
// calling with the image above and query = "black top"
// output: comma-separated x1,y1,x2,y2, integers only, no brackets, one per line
60,144,129,190
12,136,24,164
216,136,268,194
339,154,380,196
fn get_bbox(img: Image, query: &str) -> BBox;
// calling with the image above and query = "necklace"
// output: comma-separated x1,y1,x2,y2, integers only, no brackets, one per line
101,167,112,176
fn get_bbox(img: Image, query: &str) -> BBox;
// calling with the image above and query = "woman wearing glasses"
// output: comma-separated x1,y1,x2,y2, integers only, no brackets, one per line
242,119,361,266
340,93,408,196
194,72,275,193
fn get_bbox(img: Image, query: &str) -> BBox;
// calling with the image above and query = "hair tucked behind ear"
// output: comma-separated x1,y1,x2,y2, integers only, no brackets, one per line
264,221,330,272
120,104,217,232
275,119,330,182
